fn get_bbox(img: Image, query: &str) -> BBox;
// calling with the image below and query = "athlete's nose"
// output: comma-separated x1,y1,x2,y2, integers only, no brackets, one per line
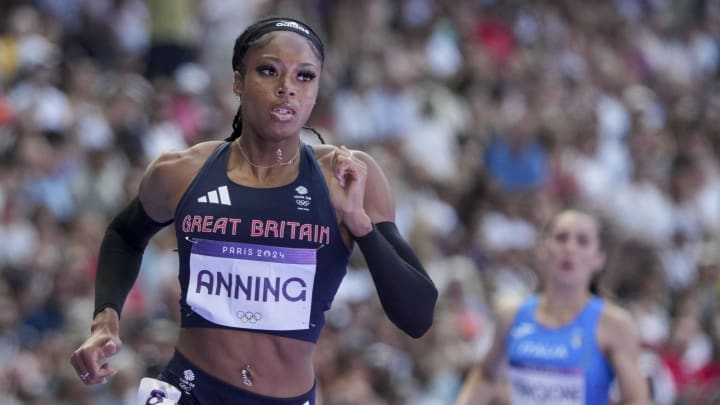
276,75,296,97
276,86,296,97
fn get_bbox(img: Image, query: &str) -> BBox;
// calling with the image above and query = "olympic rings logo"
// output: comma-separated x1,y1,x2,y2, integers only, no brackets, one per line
236,311,263,323
296,199,310,207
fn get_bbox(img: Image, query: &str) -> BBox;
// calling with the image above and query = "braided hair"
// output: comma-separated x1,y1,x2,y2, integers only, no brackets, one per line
226,16,325,144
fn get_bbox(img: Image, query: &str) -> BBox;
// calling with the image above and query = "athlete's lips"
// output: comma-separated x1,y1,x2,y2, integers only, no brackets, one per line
270,103,296,122
272,103,295,114
560,259,573,271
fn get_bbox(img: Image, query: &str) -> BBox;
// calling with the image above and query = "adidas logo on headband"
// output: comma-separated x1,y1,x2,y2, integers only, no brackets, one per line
237,17,325,63
275,21,310,35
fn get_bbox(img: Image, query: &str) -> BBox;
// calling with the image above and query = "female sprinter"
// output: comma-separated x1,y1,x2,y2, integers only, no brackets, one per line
70,16,437,405
456,209,650,405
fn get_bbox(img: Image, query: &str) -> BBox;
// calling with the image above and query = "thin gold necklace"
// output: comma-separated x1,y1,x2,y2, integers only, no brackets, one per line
236,139,301,169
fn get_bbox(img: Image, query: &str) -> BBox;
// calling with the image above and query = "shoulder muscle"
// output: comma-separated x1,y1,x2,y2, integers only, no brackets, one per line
599,302,638,349
138,141,223,221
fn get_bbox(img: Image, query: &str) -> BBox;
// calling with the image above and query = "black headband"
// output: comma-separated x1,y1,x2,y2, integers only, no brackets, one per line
243,17,324,62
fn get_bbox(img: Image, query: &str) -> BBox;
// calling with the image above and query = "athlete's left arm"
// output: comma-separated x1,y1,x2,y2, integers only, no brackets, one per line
329,146,438,338
600,305,652,405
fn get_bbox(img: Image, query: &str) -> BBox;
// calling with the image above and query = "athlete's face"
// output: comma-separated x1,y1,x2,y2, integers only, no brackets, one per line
537,211,606,289
235,31,321,141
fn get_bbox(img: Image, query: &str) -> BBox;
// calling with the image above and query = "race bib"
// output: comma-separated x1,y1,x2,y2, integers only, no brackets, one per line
187,239,316,330
507,364,585,405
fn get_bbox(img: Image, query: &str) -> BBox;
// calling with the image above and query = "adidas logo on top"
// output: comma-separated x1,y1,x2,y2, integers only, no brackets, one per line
197,185,231,206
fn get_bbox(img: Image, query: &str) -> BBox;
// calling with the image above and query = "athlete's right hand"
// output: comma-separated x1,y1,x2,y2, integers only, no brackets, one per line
70,307,122,385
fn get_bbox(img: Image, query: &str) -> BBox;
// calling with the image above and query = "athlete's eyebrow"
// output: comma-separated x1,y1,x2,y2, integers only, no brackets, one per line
258,55,318,69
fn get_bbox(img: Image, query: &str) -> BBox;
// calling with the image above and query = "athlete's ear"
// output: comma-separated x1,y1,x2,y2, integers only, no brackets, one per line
233,70,243,98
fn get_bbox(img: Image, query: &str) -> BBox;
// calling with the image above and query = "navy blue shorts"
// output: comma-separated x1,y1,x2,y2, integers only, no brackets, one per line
158,350,316,405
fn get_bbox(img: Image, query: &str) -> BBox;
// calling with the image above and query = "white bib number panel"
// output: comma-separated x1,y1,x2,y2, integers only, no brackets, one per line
187,239,316,331
508,364,585,405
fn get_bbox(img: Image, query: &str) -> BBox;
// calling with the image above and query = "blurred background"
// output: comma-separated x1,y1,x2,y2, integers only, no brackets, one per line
0,0,719,404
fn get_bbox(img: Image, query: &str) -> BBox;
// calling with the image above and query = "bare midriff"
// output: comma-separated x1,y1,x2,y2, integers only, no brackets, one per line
176,328,316,398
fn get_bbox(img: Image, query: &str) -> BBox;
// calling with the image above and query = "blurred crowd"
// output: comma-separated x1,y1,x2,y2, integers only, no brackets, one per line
1,0,719,404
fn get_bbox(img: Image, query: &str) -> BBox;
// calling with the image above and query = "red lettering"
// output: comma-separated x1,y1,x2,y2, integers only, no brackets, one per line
251,220,264,237
202,216,214,233
318,226,329,245
182,215,192,232
182,215,330,244
191,216,203,232
265,220,279,238
212,217,228,234
299,223,312,241
287,221,300,239
229,218,242,235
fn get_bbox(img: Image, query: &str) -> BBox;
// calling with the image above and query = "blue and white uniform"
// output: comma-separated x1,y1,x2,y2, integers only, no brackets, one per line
506,295,614,405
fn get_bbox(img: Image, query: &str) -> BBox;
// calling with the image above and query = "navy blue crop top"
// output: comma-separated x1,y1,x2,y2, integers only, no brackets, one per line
173,142,349,343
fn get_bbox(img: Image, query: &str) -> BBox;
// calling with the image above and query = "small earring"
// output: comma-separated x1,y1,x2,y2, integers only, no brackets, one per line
235,93,241,101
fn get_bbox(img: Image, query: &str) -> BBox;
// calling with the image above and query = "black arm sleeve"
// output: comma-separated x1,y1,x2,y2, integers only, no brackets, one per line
93,198,172,318
354,221,438,338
